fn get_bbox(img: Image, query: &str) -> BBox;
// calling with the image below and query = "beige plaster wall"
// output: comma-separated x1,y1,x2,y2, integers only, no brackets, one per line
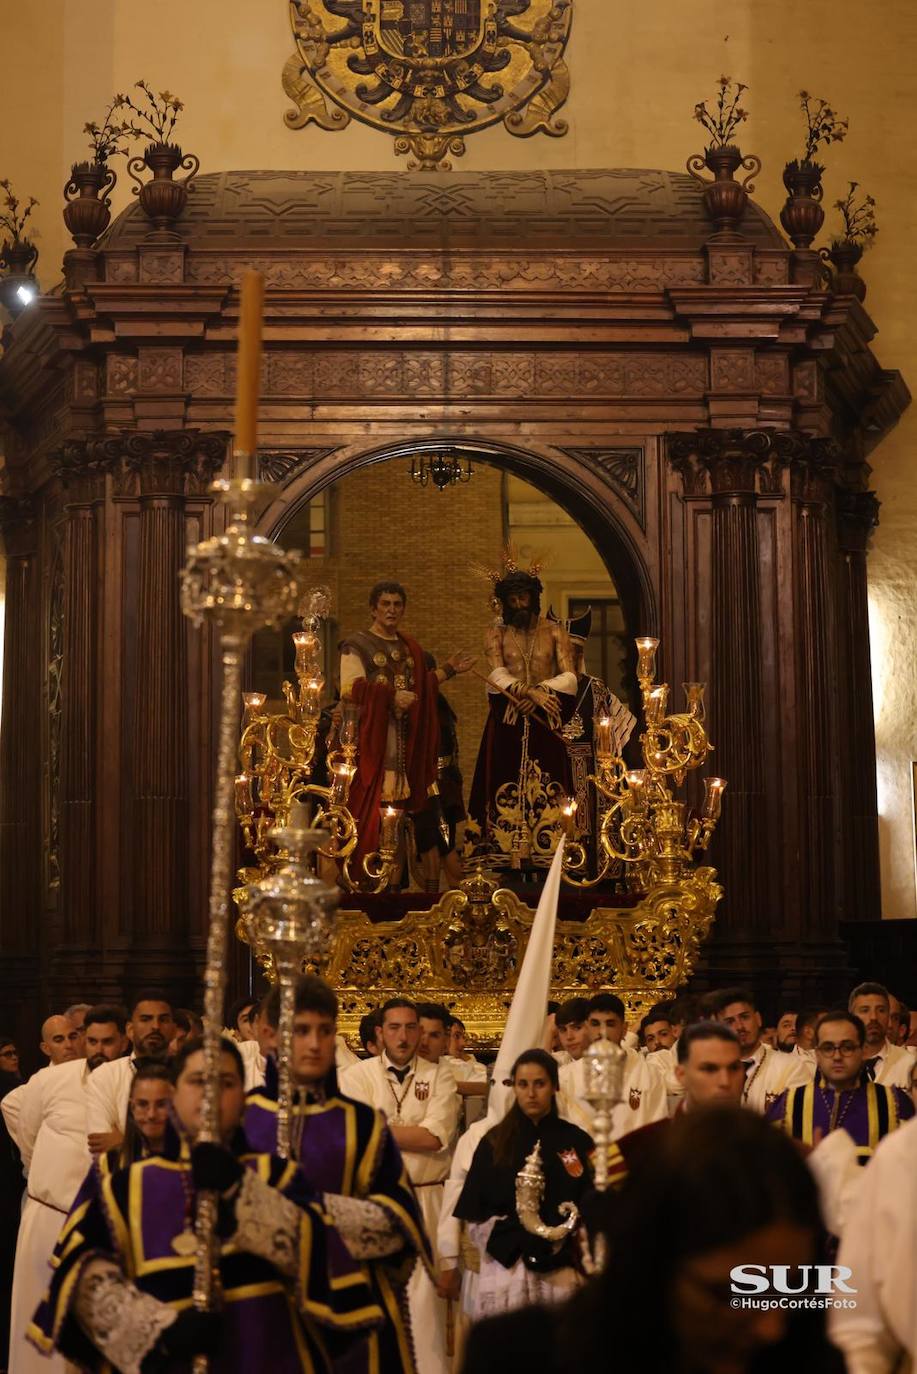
2,0,916,914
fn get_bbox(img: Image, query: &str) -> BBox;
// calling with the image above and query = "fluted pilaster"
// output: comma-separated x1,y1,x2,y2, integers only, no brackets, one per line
0,498,41,955
124,431,226,943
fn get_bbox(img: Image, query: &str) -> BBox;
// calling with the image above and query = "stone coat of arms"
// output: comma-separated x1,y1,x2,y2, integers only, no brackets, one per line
283,0,573,168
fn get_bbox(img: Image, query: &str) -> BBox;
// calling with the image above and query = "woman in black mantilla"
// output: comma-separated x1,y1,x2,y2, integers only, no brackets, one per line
454,1050,593,1319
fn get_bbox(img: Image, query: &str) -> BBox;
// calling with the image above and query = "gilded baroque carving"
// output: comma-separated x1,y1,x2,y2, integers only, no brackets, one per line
283,0,573,171
322,867,721,1044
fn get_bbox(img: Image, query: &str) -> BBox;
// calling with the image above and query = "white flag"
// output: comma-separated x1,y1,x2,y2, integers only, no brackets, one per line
485,836,565,1126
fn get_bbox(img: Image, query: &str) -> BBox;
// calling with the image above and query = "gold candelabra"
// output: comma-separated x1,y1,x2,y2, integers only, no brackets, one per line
233,590,409,918
562,636,726,889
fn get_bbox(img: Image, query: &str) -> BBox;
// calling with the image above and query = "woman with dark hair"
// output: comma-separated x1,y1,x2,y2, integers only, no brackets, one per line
454,1049,593,1320
462,1106,847,1374
109,1059,174,1167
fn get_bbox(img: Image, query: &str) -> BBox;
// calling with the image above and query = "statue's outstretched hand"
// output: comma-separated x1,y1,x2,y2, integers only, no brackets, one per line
446,651,477,675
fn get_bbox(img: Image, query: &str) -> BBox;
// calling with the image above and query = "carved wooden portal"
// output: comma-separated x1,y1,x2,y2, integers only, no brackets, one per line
0,169,908,1060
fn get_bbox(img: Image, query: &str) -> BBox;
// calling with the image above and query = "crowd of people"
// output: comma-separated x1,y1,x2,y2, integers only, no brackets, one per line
1,977,916,1373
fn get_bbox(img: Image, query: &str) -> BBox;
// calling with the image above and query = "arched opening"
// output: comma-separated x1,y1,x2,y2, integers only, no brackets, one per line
251,438,652,792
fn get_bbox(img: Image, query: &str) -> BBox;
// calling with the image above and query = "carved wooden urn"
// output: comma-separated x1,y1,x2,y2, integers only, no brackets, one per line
63,161,117,248
825,239,867,301
128,142,200,234
780,161,825,250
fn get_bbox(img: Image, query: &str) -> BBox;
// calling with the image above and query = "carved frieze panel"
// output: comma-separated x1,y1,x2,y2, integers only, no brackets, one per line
794,360,822,402
138,249,184,285
559,447,645,526
756,354,790,396
185,251,707,294
106,355,139,397
707,247,753,286
710,350,756,393
138,348,183,394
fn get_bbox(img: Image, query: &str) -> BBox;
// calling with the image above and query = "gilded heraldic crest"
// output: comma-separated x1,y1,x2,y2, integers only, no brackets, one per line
283,0,573,169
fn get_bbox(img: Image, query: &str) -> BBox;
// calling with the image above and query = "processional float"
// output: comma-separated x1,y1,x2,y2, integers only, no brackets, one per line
232,589,728,1043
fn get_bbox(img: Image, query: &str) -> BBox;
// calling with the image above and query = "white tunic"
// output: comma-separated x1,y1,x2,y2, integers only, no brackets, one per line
340,1054,460,1374
830,1116,917,1374
85,1053,136,1134
560,1046,667,1139
8,1060,94,1374
738,1042,813,1114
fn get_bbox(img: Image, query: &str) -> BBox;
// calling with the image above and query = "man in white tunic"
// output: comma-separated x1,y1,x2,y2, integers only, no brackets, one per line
710,987,812,1113
560,992,667,1137
6,1004,128,1374
85,992,174,1152
849,981,914,1088
341,997,459,1374
829,1115,917,1373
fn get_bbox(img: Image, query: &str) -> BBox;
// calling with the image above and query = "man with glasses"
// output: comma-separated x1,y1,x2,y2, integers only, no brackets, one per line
767,1009,914,1162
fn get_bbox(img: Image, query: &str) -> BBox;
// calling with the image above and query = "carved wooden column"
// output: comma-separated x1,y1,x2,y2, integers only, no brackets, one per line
0,497,42,960
836,488,882,921
669,430,773,963
123,431,225,950
790,444,840,941
52,443,108,946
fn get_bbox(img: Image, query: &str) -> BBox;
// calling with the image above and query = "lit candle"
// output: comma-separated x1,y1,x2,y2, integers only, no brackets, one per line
330,760,356,805
242,691,267,719
635,635,660,684
233,268,265,479
594,715,613,759
380,805,401,850
684,682,706,720
645,685,668,725
560,798,577,836
235,773,254,814
625,769,648,810
703,776,727,820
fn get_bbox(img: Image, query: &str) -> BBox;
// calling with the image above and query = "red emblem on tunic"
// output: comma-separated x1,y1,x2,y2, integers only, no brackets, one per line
414,1079,430,1101
629,1087,642,1110
558,1148,583,1178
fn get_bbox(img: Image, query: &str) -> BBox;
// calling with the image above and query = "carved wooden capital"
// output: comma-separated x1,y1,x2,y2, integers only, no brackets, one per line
49,438,114,506
668,428,776,501
119,429,229,498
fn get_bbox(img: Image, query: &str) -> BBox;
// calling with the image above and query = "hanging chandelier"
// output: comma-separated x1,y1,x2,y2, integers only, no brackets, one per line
409,450,474,491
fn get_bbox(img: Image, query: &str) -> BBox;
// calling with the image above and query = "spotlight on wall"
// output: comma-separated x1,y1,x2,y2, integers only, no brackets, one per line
0,274,38,320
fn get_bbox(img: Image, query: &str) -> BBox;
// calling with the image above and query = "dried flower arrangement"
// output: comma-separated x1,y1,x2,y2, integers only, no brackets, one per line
693,76,749,148
113,82,185,146
834,182,878,247
83,97,135,164
787,92,848,173
0,180,39,244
